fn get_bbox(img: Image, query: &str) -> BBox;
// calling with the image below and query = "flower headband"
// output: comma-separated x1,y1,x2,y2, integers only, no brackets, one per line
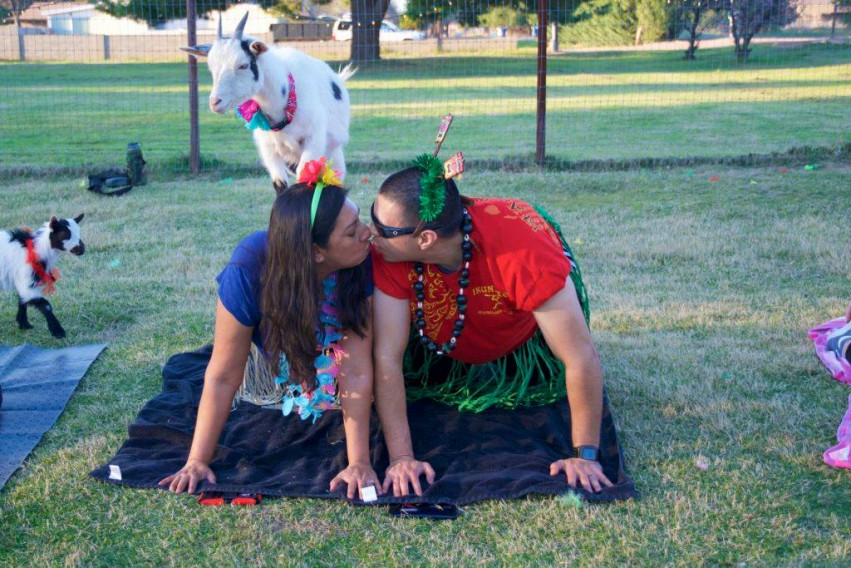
412,114,465,223
298,157,342,229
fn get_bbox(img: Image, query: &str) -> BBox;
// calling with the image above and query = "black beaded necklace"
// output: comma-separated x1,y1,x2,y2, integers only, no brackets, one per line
413,208,474,355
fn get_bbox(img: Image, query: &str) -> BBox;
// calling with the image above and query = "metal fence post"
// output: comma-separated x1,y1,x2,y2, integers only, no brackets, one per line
535,0,549,169
187,0,200,174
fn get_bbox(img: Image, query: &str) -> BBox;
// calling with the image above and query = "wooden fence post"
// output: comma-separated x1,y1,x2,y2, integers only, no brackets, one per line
535,0,549,169
187,0,200,174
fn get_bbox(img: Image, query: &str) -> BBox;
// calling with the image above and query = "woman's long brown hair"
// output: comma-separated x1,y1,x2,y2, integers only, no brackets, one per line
260,184,369,389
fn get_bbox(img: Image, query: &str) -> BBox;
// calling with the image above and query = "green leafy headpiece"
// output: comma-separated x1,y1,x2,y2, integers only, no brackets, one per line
413,153,446,223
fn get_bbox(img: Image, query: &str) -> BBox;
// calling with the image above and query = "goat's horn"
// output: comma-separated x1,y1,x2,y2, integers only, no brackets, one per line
232,11,249,41
179,44,212,57
217,12,223,40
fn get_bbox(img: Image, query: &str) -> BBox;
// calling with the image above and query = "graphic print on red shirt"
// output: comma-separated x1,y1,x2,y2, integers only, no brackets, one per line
372,198,571,364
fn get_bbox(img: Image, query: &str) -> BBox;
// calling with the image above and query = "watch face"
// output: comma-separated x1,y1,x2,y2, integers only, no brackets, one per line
576,446,599,461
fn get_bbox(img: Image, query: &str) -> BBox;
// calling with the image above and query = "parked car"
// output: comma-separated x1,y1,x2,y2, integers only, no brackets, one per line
332,19,425,42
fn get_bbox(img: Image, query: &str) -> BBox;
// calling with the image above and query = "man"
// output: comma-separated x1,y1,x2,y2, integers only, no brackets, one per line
369,156,615,497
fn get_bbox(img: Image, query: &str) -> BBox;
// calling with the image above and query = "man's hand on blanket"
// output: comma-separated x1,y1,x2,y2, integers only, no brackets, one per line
550,458,613,493
329,463,383,501
158,459,217,494
382,457,436,497
845,302,851,322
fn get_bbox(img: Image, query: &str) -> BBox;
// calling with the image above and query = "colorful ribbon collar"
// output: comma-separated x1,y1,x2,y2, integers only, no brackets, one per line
25,236,59,295
234,73,297,132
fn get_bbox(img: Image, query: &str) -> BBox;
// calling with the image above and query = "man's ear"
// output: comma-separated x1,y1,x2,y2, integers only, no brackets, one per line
249,41,268,56
416,229,439,251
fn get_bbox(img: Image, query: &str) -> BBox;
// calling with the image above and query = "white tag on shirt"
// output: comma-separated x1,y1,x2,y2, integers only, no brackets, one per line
108,464,123,481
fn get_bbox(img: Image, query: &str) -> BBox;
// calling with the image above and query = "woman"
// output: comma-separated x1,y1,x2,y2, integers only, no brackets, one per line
159,159,379,500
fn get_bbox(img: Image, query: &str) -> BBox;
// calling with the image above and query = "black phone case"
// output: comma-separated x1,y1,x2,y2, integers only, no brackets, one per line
388,503,459,519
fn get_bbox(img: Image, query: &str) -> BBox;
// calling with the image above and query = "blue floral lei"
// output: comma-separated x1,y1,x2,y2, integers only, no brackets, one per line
278,274,344,423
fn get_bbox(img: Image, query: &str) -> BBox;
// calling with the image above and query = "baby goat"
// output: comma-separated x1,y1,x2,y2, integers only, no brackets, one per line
182,13,354,194
0,215,85,338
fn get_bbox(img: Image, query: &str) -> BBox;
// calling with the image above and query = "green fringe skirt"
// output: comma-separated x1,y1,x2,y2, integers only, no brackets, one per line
402,206,590,412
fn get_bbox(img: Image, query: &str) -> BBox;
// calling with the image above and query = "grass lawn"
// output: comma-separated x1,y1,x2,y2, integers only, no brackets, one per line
0,162,849,564
0,43,849,173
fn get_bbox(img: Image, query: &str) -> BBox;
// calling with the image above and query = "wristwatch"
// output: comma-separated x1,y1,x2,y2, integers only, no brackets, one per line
573,445,600,462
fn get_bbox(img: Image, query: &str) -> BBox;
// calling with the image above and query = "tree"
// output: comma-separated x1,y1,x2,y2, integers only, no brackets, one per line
831,0,851,39
729,0,776,60
674,0,726,59
0,0,31,28
95,0,281,29
478,5,530,29
405,0,452,51
561,0,637,46
1,0,32,61
350,0,391,61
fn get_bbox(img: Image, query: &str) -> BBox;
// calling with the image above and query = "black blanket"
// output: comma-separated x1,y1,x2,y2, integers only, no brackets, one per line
90,346,636,504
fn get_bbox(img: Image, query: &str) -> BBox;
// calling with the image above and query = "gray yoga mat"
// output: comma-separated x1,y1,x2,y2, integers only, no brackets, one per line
0,343,107,491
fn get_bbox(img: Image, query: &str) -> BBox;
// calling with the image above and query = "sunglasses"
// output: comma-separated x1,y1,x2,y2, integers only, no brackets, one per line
370,202,418,239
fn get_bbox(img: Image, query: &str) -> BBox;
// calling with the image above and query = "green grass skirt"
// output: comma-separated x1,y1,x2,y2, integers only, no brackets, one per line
402,206,590,412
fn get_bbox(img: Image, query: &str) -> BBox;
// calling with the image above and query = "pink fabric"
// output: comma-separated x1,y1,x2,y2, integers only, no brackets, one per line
235,74,297,129
823,394,851,469
807,318,851,385
808,317,851,469
236,99,261,122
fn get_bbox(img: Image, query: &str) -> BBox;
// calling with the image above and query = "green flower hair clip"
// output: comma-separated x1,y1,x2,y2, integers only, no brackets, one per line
413,153,446,223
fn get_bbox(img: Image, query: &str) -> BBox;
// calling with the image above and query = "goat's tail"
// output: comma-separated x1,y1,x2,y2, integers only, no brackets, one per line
337,63,357,83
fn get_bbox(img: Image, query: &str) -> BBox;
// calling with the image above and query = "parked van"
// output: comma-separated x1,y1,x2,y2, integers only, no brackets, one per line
332,19,425,42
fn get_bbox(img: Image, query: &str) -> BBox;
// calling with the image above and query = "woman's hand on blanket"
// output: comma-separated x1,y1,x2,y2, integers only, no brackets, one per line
550,458,613,493
158,460,217,494
382,457,436,497
329,463,383,501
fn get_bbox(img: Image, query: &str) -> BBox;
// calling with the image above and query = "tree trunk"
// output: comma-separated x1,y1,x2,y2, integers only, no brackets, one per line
350,0,389,62
550,21,559,52
434,17,443,52
684,5,702,60
831,1,838,40
12,12,24,62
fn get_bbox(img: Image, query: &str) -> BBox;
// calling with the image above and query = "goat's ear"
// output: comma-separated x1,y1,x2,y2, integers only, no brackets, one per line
249,41,268,56
179,44,212,58
49,216,59,229
74,214,84,224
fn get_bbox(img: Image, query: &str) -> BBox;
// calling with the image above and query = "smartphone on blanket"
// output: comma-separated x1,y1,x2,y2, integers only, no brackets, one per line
388,503,458,520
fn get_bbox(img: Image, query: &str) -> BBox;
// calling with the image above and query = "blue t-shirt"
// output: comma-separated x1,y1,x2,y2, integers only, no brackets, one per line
216,231,373,349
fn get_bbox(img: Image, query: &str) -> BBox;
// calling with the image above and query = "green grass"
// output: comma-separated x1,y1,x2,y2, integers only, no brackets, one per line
0,163,850,564
1,43,849,173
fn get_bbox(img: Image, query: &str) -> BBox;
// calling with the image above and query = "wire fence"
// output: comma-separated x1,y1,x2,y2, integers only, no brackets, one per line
1,0,849,177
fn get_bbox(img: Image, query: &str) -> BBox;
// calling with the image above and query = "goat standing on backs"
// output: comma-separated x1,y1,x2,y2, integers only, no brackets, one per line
0,215,85,339
182,13,354,194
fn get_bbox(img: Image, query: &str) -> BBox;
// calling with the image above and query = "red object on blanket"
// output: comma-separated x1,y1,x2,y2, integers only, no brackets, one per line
197,492,263,506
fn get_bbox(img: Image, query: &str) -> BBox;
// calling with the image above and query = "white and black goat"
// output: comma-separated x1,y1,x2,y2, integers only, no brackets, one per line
0,215,85,338
182,13,354,194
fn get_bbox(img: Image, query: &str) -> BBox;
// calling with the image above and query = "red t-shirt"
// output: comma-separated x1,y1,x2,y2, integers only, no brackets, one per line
371,198,571,364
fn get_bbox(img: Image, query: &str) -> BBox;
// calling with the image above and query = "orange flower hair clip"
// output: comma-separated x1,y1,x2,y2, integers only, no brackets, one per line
298,157,342,229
